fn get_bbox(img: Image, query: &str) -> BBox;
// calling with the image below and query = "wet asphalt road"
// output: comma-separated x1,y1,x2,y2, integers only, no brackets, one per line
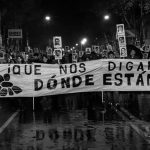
0,107,149,150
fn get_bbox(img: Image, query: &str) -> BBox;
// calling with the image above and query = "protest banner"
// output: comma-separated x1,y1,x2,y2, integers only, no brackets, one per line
1,59,150,97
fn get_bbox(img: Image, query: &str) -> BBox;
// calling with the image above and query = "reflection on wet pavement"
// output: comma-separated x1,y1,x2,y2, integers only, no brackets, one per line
0,108,149,150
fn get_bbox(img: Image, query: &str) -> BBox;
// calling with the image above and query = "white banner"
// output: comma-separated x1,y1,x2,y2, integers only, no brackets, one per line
1,59,150,97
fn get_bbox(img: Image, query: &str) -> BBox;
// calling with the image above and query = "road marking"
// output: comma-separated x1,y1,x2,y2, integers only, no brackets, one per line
0,110,19,134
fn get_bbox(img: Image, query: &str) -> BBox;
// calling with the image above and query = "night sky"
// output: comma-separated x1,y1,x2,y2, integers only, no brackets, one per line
3,0,117,48
25,0,116,48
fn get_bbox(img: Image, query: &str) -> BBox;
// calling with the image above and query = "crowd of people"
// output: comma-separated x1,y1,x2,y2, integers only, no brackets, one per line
2,43,149,65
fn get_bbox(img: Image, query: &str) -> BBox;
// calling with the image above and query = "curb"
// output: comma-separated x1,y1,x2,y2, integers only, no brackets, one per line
0,110,19,134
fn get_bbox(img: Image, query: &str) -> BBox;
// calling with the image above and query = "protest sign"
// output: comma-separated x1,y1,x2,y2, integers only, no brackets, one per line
116,24,125,35
94,46,100,54
116,24,127,58
1,59,150,97
79,51,84,58
72,49,77,54
143,53,148,59
72,53,78,63
118,35,126,46
8,29,22,38
85,48,91,54
54,49,62,60
65,46,69,51
53,36,62,48
119,46,127,58
46,46,53,56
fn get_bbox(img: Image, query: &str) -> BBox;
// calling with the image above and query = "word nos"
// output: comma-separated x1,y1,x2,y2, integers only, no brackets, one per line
35,63,94,91
103,61,150,86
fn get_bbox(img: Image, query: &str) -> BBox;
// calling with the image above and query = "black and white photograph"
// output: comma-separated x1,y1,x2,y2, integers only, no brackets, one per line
53,36,62,48
54,48,62,60
79,50,84,57
94,46,100,53
119,46,127,57
72,49,77,54
72,53,78,63
65,46,69,51
118,35,126,46
117,24,125,35
1,0,150,150
46,46,53,56
85,47,91,54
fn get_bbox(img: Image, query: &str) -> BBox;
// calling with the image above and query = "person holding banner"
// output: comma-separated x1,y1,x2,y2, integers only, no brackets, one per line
127,45,143,59
108,51,115,59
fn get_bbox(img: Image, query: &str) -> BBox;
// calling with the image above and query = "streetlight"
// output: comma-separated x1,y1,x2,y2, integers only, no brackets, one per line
45,15,51,22
76,43,79,46
104,15,110,21
104,15,110,43
80,38,87,51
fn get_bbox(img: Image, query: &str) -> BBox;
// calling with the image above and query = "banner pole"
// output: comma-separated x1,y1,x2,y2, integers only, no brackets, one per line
58,59,60,64
102,91,104,103
33,97,35,111
32,63,35,112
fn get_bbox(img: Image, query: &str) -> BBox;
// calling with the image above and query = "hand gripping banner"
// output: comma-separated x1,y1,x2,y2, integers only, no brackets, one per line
1,59,150,97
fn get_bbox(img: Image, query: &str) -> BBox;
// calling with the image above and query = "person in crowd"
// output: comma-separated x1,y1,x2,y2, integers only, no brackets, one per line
108,51,115,59
16,56,24,64
127,45,143,59
42,55,48,63
128,49,142,59
47,55,55,64
32,53,41,63
147,51,150,59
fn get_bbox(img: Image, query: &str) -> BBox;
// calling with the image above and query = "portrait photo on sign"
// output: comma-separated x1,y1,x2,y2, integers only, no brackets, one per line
79,51,84,57
92,45,96,52
46,47,53,56
94,46,100,54
53,36,62,48
143,52,148,59
72,49,76,54
117,24,125,34
144,45,150,53
118,35,126,46
119,46,127,57
65,46,69,51
54,49,62,60
86,48,91,54
72,53,78,62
